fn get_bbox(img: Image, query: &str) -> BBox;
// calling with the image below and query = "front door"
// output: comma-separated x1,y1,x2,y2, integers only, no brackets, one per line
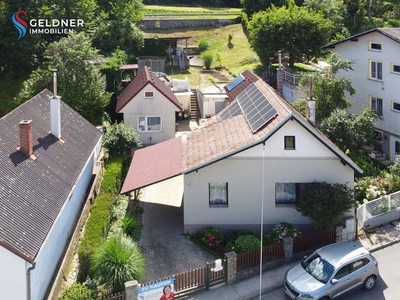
390,136,400,161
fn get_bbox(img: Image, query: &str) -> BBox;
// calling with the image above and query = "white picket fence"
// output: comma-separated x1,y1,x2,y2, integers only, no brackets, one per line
356,190,400,230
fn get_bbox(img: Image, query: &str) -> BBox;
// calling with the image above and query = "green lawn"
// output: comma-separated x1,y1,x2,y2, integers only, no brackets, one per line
144,5,241,15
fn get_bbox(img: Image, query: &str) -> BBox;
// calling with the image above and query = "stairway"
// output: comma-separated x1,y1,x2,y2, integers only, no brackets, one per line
190,89,201,122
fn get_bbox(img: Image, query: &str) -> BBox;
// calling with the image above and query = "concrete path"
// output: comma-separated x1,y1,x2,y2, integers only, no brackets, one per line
139,176,216,283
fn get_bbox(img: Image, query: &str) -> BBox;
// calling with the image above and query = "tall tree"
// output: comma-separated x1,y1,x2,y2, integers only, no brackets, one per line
248,0,333,67
19,32,111,124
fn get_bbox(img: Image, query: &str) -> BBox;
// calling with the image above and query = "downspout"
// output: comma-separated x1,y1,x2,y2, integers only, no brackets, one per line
27,262,36,300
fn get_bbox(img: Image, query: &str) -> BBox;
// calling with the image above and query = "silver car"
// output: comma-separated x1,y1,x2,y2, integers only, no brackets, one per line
283,240,379,300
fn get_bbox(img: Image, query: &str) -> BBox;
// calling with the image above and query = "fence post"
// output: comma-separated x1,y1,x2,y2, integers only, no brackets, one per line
124,280,138,300
336,225,343,242
225,251,237,284
205,263,210,290
283,237,293,261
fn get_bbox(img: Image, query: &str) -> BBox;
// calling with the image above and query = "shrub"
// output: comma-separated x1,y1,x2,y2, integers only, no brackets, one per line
58,283,93,300
102,120,141,156
267,222,301,244
234,235,260,253
201,51,214,70
197,39,211,52
200,227,223,249
91,233,144,293
122,215,142,242
101,155,123,194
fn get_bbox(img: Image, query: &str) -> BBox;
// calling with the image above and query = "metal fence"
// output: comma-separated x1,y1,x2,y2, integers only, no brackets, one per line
282,71,302,85
356,190,400,229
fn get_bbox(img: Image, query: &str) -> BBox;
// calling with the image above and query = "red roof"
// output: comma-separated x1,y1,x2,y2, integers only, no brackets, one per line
121,136,182,193
224,70,259,103
116,66,182,112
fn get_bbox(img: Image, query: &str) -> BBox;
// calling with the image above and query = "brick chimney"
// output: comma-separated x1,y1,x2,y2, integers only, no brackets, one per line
19,120,33,157
51,70,61,139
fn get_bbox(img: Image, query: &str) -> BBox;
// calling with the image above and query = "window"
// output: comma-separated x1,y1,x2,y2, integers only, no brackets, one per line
392,64,400,74
209,183,228,207
371,97,383,116
138,116,161,132
392,102,400,112
144,91,154,98
370,61,383,80
372,129,383,142
351,258,370,272
334,265,351,280
395,141,400,156
284,136,295,150
275,183,309,205
369,42,382,51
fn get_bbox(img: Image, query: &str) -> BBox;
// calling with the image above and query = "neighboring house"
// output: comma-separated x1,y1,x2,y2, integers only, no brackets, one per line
121,72,361,234
322,28,400,161
116,66,183,145
0,89,102,300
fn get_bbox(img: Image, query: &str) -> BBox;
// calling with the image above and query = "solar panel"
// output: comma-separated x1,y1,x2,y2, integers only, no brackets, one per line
219,101,241,121
225,74,245,91
236,83,278,133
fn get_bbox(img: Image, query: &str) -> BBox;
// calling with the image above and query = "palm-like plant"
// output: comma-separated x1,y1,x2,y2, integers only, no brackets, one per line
91,233,144,293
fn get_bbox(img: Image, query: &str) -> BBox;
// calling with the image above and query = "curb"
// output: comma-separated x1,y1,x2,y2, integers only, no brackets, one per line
369,238,400,253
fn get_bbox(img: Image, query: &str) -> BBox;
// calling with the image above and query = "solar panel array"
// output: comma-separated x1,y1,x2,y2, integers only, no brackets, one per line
219,101,241,121
236,83,278,133
225,74,244,91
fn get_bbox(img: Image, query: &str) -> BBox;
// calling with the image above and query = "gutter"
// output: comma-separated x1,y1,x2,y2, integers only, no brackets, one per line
27,262,36,300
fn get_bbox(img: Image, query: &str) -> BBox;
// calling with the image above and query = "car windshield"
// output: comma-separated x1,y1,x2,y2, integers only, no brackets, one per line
301,253,335,284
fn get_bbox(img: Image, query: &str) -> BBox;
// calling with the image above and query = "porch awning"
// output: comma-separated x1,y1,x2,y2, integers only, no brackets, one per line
121,136,183,194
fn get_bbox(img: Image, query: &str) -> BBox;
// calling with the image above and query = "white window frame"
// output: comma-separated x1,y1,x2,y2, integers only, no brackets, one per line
392,101,400,113
391,64,400,74
144,91,155,98
371,97,383,116
209,182,228,207
370,60,383,80
369,42,382,52
137,116,162,132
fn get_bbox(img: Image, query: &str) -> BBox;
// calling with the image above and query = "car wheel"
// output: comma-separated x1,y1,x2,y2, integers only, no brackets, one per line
364,275,376,290
318,297,329,300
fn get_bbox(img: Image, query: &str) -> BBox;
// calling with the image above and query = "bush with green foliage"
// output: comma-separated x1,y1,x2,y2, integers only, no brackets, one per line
101,155,124,194
102,119,141,156
91,233,144,293
267,222,301,244
58,283,93,300
122,215,142,242
197,39,211,52
234,235,261,253
201,51,214,70
200,227,223,249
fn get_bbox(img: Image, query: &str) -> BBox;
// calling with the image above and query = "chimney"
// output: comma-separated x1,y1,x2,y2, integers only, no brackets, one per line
277,51,283,94
19,120,33,157
51,70,61,139
306,76,316,125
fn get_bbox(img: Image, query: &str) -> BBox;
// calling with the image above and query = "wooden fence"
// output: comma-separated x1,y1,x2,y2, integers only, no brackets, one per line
236,242,284,271
97,292,125,300
293,227,336,255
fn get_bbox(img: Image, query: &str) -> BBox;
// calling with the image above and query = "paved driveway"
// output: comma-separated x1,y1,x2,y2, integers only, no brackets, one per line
139,176,216,283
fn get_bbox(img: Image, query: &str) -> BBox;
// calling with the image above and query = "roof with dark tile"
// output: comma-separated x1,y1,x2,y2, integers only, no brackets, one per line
121,71,362,193
322,27,400,48
116,66,183,112
224,70,260,103
0,89,102,261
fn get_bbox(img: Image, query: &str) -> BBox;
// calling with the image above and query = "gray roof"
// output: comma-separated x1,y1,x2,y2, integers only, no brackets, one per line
0,89,102,261
322,27,400,48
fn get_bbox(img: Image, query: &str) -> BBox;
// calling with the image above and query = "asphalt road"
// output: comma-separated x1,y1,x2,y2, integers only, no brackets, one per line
253,242,400,300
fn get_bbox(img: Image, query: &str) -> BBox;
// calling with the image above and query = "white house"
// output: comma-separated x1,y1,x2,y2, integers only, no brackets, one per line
116,66,183,145
322,28,400,161
0,89,102,300
121,71,361,234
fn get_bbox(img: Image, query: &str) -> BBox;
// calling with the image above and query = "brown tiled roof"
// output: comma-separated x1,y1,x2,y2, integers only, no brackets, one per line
322,27,400,48
224,70,260,103
116,66,182,112
0,89,102,261
121,71,362,193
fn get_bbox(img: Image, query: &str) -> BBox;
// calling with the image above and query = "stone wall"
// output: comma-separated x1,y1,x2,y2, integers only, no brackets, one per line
138,19,236,30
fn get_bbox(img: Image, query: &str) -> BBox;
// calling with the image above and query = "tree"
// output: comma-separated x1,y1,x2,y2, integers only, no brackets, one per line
91,233,144,293
102,118,142,155
299,53,355,120
297,182,355,229
18,32,111,124
320,108,376,156
248,0,333,67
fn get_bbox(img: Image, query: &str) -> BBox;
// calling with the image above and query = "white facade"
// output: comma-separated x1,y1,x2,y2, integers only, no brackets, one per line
120,83,179,145
196,87,228,118
0,246,26,300
183,120,355,233
330,31,400,160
